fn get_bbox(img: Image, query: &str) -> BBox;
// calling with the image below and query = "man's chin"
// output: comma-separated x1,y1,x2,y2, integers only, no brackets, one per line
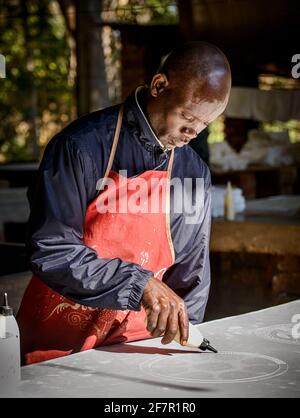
165,137,188,149
175,141,187,148
169,140,188,148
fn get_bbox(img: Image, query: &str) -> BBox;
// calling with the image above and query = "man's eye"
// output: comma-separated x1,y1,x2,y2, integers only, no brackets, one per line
182,113,194,122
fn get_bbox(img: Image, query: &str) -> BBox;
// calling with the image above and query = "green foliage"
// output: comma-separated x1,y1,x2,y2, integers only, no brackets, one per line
208,116,225,144
102,0,178,25
262,120,300,143
0,0,74,163
0,0,178,163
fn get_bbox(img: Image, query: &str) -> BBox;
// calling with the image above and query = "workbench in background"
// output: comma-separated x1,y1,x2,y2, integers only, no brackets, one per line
212,165,299,199
207,196,300,320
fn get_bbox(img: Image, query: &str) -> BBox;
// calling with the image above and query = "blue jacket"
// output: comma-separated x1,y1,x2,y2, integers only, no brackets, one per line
27,87,212,324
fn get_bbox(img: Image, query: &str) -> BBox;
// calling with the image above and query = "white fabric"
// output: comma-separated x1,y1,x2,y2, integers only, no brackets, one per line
210,130,300,172
225,87,300,122
210,141,249,172
225,87,253,119
211,185,246,218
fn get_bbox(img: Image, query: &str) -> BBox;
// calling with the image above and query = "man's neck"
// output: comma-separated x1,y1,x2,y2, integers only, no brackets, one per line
135,87,168,151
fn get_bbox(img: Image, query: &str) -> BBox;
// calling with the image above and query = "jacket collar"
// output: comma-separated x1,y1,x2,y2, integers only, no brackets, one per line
124,86,169,154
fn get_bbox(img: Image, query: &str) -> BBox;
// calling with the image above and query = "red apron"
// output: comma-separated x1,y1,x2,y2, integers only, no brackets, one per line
17,105,175,365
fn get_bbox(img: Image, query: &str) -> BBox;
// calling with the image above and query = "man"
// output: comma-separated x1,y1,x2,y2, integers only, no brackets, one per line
17,42,231,365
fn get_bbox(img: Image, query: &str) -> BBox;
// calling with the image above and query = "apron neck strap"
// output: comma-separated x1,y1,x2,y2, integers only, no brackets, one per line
96,104,124,195
103,104,125,181
167,148,175,176
96,104,175,195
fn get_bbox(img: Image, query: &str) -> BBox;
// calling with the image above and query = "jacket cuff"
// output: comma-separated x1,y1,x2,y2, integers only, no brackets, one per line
127,267,153,311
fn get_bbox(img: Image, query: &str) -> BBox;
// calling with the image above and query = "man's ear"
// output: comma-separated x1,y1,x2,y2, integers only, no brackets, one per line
149,73,169,98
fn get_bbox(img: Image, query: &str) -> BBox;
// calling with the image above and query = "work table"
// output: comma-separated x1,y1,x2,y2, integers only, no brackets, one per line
8,300,300,398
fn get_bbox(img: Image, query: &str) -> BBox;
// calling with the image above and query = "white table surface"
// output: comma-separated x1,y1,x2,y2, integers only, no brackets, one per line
9,300,300,398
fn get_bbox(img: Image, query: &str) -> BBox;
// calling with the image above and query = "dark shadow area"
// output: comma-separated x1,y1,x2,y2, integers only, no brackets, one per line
97,344,206,356
205,251,300,321
4,222,28,244
0,243,28,275
0,164,38,188
0,270,31,314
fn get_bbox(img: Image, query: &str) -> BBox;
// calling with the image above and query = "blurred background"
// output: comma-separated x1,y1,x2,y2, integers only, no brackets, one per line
0,0,300,319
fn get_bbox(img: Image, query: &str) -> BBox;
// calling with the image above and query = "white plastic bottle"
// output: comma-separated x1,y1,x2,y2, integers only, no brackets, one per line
224,181,235,221
0,293,21,397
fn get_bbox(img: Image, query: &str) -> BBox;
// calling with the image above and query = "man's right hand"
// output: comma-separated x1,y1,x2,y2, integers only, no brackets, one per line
141,276,189,346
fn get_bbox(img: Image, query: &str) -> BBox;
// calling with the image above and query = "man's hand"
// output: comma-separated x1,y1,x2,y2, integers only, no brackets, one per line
141,276,189,345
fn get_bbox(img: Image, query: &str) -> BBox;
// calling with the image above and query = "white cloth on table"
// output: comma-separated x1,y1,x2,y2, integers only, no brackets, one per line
209,131,300,171
225,87,300,122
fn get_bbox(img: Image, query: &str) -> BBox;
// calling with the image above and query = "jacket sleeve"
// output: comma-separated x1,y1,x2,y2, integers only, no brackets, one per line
26,134,153,311
162,174,212,324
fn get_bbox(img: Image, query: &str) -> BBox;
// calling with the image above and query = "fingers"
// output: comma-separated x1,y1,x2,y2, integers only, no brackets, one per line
161,301,179,345
148,298,186,346
152,298,170,338
178,302,189,345
142,276,188,345
146,303,160,333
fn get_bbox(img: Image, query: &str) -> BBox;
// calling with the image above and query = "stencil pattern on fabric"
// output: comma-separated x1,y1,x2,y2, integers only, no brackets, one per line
254,324,300,345
139,352,288,384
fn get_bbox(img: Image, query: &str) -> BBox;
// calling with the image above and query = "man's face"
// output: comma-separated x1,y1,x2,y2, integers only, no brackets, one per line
148,75,230,149
159,95,226,148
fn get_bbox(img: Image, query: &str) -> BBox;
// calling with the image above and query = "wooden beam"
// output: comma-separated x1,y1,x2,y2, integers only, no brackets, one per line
75,0,110,117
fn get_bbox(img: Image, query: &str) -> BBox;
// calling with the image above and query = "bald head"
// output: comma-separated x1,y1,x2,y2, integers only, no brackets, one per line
145,41,231,149
158,41,231,102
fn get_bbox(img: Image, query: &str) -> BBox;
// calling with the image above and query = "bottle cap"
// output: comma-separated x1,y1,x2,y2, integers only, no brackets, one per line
0,293,13,316
199,338,218,353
